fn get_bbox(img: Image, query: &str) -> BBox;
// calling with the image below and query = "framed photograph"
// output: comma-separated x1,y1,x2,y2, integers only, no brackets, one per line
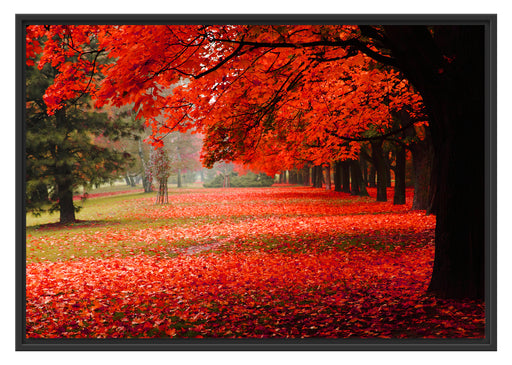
16,14,497,351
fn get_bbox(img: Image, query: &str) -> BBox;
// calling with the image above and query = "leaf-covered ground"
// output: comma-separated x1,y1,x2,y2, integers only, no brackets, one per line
25,187,485,338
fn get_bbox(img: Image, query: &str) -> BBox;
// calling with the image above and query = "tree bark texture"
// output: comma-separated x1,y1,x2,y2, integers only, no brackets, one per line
312,165,323,188
302,166,310,186
138,140,152,193
368,166,376,187
54,109,76,224
324,164,332,190
370,139,387,202
57,180,76,224
334,161,342,192
341,161,351,193
410,137,434,211
156,178,168,204
383,25,486,299
350,158,369,197
393,144,406,205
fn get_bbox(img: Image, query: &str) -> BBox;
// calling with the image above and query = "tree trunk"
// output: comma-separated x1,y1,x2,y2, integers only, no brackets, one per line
313,165,323,188
384,153,392,188
138,140,152,193
349,159,359,196
395,108,433,211
54,108,76,224
324,164,332,191
393,144,406,205
296,169,303,185
334,161,342,192
341,160,351,193
410,137,434,211
370,139,387,202
350,158,369,197
302,166,310,186
383,25,486,299
289,169,296,184
368,166,376,187
156,178,168,204
57,180,75,224
142,175,152,193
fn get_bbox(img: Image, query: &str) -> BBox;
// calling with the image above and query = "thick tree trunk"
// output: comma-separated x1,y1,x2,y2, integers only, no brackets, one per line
383,25,486,299
54,109,76,224
341,161,351,193
393,144,406,205
349,159,360,196
350,158,369,197
410,138,434,211
57,180,75,224
313,165,323,188
334,161,342,192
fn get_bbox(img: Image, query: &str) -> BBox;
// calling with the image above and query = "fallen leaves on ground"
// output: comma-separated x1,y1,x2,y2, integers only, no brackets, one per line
25,187,484,338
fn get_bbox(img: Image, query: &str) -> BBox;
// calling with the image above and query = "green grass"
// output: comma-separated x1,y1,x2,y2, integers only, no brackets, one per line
26,182,207,227
26,186,433,263
26,188,238,262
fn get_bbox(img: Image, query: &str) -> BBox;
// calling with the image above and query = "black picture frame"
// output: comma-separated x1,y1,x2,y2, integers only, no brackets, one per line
16,13,498,351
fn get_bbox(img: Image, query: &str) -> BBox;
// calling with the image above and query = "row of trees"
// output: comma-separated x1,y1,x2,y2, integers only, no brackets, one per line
25,23,491,299
276,134,430,210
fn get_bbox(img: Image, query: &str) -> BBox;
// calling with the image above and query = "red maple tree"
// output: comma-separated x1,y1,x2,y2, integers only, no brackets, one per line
26,23,488,300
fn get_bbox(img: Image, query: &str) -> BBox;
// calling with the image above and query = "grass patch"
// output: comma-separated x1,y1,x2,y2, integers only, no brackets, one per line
26,186,431,263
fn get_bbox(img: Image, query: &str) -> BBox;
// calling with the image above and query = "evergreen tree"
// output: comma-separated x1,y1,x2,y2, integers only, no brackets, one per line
26,61,140,223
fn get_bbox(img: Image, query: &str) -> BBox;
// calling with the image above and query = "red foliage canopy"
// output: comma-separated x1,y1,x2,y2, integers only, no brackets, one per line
27,25,427,173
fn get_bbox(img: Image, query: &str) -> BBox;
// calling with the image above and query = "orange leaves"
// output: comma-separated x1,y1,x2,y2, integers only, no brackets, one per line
25,247,484,338
27,25,428,171
26,187,484,338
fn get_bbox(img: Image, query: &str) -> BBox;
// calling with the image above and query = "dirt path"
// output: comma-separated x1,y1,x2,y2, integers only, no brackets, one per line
179,240,225,255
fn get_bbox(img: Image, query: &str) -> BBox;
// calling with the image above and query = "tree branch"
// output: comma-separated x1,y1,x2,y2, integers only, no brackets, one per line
326,120,418,142
209,37,399,68
194,42,246,79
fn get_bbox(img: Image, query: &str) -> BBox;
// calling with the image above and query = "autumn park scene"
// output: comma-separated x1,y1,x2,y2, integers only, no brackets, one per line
23,23,490,342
